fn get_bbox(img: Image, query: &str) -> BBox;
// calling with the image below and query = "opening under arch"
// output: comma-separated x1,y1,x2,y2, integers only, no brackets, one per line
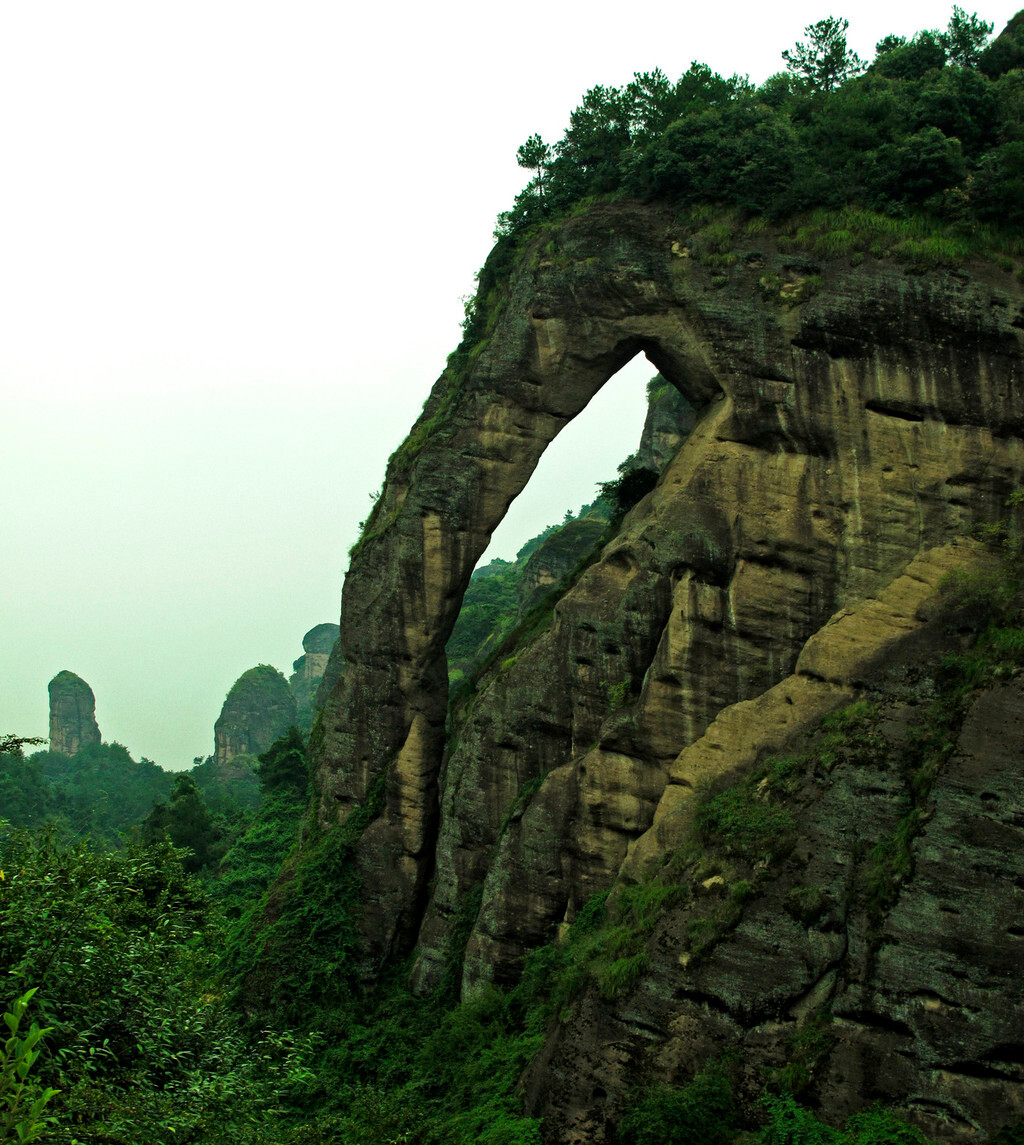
446,350,701,684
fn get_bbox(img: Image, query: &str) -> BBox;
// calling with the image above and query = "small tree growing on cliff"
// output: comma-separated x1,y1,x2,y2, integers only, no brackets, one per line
516,134,551,202
782,16,865,92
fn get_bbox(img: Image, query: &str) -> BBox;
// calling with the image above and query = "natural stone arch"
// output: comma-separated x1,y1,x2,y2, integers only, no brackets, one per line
314,201,1024,972
315,211,733,965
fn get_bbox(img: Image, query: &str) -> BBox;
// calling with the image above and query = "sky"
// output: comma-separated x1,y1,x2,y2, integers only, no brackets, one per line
2,0,1018,769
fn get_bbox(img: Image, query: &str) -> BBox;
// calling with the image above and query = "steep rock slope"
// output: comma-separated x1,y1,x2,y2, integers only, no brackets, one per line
522,561,1024,1141
315,201,1024,986
215,664,297,769
47,670,101,757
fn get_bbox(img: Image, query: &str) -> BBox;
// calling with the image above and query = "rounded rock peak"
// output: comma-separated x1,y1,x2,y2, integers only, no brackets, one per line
302,623,340,655
48,669,94,695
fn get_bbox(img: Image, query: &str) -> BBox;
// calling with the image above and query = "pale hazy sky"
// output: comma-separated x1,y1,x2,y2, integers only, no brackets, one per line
2,0,1016,768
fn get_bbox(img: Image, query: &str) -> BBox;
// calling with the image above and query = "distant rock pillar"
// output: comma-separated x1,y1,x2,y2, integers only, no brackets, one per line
47,671,101,756
214,664,297,768
289,623,340,732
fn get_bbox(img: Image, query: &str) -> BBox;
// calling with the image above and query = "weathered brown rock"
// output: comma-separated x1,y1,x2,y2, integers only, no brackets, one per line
47,670,101,756
289,623,340,732
522,626,1024,1144
516,516,607,616
313,200,1024,991
214,664,297,767
635,375,695,472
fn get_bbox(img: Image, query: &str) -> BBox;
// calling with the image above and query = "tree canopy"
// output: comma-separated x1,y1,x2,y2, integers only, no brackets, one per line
486,8,1022,247
782,16,865,91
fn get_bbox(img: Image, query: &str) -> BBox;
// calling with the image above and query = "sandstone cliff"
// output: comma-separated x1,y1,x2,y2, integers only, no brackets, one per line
307,201,1024,1139
47,670,101,756
635,375,695,473
290,622,340,732
214,664,297,769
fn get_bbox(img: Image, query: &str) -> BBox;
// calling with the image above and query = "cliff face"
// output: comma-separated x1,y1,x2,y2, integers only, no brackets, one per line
520,547,1024,1141
214,664,297,770
635,377,695,473
312,201,1024,1137
47,670,101,756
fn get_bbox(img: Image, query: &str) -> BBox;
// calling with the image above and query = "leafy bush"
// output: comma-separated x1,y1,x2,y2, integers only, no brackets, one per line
757,1096,941,1145
695,780,795,863
0,990,58,1144
618,1059,738,1145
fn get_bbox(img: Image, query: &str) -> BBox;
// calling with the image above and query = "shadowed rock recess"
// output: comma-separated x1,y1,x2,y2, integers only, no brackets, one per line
314,202,1024,1135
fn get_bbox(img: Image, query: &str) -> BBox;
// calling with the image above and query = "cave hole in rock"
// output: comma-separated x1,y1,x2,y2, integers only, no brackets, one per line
445,350,704,682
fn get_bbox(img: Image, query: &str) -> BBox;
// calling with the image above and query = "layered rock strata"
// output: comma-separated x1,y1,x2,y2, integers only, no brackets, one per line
522,547,1024,1143
315,200,1024,980
47,670,101,756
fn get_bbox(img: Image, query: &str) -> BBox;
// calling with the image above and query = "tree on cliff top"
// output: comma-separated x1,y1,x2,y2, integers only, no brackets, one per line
517,134,551,202
782,16,865,92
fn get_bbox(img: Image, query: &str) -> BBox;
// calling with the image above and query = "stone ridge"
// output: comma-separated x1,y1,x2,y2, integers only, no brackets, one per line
314,199,1024,981
47,670,101,756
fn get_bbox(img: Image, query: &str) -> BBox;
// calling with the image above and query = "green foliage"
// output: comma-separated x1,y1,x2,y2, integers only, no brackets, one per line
694,773,796,863
28,742,175,847
0,990,58,1144
942,6,994,68
597,457,659,522
190,753,261,819
757,1096,941,1145
0,750,50,833
447,558,523,679
759,1094,844,1144
782,17,865,92
483,9,1017,280
772,1010,835,1097
142,773,226,874
517,134,551,202
618,1059,739,1145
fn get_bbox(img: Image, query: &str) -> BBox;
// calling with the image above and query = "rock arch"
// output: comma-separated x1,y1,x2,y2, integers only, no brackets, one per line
315,202,1024,971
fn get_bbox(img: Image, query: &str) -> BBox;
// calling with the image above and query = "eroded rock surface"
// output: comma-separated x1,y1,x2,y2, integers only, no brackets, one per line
523,613,1024,1144
290,623,339,733
47,670,101,756
215,664,297,768
314,201,1024,996
636,376,695,473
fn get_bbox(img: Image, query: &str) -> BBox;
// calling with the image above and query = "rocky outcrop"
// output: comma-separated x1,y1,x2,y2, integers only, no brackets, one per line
290,623,340,732
635,375,695,473
516,516,608,617
291,197,1024,1137
47,671,101,756
314,200,1024,979
214,665,297,768
521,558,1024,1142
